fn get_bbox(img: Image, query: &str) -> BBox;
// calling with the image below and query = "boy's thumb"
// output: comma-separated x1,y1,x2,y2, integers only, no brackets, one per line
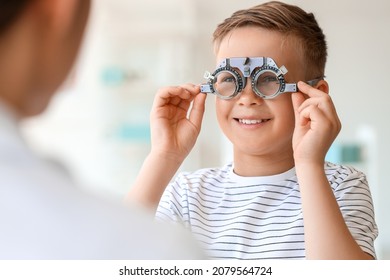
189,93,206,129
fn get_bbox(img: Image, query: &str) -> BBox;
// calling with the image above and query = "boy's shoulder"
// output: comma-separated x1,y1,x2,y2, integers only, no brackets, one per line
176,162,233,181
173,161,367,187
177,161,366,178
324,161,366,177
324,161,368,190
168,163,234,194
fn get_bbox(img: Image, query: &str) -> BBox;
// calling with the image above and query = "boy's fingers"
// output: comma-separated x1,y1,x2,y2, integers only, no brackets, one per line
171,84,201,111
180,83,200,93
297,81,324,98
154,85,198,107
296,94,339,124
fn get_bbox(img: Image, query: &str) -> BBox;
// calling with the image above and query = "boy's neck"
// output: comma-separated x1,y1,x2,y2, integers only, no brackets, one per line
233,152,295,177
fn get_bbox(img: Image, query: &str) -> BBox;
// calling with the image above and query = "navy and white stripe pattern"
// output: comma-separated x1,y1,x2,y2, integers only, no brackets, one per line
156,162,378,259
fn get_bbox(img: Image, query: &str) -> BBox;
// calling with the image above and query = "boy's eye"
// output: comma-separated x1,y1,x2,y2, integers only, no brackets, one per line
216,72,236,84
259,75,278,83
223,77,235,83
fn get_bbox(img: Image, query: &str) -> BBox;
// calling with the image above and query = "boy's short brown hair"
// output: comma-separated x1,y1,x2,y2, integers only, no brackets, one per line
213,1,327,79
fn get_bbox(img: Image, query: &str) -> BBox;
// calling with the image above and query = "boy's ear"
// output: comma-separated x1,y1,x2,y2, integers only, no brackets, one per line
33,0,79,33
315,79,329,94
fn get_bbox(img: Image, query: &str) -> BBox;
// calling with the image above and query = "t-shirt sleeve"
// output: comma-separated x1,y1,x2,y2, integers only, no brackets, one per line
155,175,186,225
332,167,379,258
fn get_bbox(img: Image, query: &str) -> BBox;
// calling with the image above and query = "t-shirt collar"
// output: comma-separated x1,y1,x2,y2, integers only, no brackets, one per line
229,163,296,185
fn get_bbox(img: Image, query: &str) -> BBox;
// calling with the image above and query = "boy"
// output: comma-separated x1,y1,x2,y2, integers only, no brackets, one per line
128,1,378,259
0,0,204,259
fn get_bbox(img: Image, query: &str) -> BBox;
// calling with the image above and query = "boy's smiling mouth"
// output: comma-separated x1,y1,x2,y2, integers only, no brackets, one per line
235,118,271,124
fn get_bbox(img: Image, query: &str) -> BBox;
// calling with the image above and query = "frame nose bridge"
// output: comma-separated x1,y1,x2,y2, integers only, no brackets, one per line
240,75,252,93
238,62,255,93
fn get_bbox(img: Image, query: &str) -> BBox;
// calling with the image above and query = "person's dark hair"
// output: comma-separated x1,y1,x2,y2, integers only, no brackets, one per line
0,0,30,33
213,1,327,79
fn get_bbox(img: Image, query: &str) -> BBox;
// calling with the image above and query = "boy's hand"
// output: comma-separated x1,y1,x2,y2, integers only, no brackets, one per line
291,81,341,166
126,84,205,210
150,84,206,163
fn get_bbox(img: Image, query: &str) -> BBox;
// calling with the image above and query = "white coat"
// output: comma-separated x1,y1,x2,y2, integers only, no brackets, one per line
0,103,203,259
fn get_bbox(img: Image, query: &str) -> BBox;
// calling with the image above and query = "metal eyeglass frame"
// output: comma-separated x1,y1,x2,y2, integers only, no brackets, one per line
200,57,322,100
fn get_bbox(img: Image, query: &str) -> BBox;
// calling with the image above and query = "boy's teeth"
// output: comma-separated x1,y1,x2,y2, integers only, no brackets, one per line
239,119,264,124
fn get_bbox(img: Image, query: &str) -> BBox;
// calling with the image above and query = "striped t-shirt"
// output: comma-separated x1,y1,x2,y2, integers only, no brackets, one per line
156,162,378,259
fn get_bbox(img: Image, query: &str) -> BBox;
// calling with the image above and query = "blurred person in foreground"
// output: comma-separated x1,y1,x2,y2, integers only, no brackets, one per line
0,0,204,259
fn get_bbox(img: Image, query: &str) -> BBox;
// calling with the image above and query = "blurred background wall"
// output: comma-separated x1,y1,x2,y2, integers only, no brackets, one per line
20,0,390,259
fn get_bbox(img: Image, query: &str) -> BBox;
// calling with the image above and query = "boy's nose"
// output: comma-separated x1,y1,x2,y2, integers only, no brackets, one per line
237,80,263,106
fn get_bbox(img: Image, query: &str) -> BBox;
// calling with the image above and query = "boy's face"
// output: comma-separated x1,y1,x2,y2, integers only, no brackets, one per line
215,26,306,163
